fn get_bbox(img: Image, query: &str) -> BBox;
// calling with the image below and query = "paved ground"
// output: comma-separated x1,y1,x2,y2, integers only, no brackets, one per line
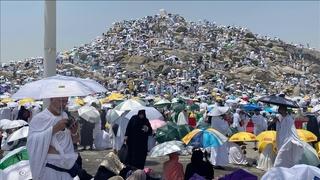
79,142,266,179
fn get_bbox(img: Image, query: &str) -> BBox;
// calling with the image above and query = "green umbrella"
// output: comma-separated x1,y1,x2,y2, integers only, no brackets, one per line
172,103,186,112
176,124,194,139
155,122,193,143
155,122,179,143
154,99,171,108
188,104,200,111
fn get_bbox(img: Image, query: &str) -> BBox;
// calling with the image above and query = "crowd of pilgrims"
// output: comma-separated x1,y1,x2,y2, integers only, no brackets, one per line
0,91,319,180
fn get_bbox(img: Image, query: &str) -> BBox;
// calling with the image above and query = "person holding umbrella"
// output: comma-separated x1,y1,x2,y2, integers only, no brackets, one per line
27,97,86,180
163,152,184,180
274,105,304,167
259,94,304,167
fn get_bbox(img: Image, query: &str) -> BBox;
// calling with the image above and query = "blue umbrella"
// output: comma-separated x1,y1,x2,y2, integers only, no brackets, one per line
241,104,261,111
182,128,228,148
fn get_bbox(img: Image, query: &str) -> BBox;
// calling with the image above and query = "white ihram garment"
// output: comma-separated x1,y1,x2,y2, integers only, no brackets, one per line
274,115,303,168
27,109,77,180
228,142,248,165
210,116,229,166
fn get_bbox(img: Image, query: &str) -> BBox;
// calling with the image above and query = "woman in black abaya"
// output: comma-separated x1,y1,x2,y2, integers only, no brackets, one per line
124,110,152,169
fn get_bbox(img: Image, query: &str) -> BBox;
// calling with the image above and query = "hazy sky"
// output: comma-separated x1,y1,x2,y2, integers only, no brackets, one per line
1,1,320,62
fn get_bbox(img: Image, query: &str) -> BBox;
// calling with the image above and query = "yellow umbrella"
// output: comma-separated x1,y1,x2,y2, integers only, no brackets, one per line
182,129,202,145
229,132,257,142
18,98,34,106
107,93,124,101
256,131,276,143
0,98,13,103
75,98,85,106
257,130,317,144
297,129,318,142
315,142,320,157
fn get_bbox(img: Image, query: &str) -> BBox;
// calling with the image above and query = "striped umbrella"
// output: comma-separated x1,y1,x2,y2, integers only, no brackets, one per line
0,146,32,180
182,128,228,148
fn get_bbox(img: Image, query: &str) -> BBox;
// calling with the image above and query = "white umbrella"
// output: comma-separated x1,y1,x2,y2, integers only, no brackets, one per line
78,106,100,123
261,164,320,180
207,106,229,117
0,146,32,180
12,75,105,99
311,104,320,113
149,140,185,157
7,126,28,142
47,75,107,93
2,120,27,130
83,96,100,105
113,99,145,111
154,99,171,107
125,107,164,121
0,119,11,129
106,109,130,123
6,102,18,108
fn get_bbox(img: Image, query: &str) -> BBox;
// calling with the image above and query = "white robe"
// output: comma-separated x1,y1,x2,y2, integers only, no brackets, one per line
228,142,248,165
210,116,229,166
112,116,129,151
251,114,267,135
274,115,303,168
257,143,276,170
94,130,113,150
27,109,77,180
177,111,188,125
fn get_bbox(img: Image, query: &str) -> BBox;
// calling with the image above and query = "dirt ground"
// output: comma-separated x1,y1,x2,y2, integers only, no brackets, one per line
80,142,266,179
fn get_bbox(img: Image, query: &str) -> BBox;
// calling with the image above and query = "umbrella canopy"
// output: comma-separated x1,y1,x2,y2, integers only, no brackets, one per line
7,126,28,142
0,119,12,129
296,129,318,142
229,132,257,142
182,128,228,148
149,119,167,131
125,107,164,121
106,93,125,102
0,98,13,103
149,140,185,157
1,120,28,130
48,75,107,93
154,99,171,108
0,146,31,180
220,169,258,180
18,98,34,106
12,75,106,99
106,109,129,123
155,122,193,143
78,106,100,123
257,130,317,144
241,104,261,112
261,164,320,180
311,104,320,113
83,96,100,105
176,124,194,140
207,106,229,117
258,94,299,108
113,99,146,111
188,104,200,111
256,131,276,143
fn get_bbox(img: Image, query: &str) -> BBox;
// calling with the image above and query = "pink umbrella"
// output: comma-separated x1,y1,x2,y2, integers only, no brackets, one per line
149,119,167,130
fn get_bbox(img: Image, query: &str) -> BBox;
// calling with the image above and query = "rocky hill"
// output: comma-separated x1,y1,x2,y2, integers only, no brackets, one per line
2,10,320,95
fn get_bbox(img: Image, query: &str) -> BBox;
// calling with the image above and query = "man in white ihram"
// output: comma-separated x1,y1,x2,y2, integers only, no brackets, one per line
27,97,80,180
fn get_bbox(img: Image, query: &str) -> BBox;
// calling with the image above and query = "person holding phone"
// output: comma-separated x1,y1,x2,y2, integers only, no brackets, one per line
124,110,152,169
27,97,84,180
